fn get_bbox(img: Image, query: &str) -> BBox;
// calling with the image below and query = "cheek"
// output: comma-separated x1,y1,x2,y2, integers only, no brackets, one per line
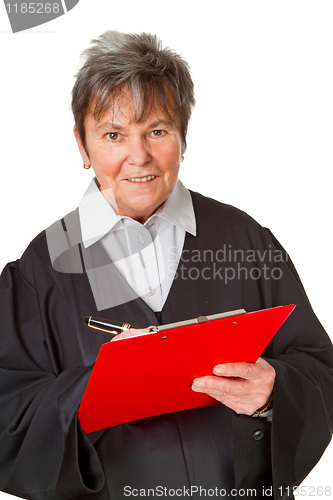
168,152,181,179
91,148,122,176
158,146,181,171
155,135,182,164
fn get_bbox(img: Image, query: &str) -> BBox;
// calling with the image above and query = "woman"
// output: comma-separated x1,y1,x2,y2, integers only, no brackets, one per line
0,31,332,500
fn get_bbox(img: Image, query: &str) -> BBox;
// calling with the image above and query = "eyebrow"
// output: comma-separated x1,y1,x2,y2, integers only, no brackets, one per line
95,122,124,132
94,119,175,132
148,120,175,129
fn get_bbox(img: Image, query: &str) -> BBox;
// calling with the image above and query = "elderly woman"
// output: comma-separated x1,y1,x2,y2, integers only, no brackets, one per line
0,31,332,500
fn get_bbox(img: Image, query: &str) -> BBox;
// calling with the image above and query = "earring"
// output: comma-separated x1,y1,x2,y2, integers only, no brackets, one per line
83,162,91,169
180,155,184,163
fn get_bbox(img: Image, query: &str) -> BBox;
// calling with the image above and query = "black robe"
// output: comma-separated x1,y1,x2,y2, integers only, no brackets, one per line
0,191,332,500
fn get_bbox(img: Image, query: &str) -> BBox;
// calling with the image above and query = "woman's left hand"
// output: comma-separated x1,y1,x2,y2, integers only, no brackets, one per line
192,357,275,416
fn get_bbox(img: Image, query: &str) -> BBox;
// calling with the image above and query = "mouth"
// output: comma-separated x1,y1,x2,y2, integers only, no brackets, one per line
126,175,156,183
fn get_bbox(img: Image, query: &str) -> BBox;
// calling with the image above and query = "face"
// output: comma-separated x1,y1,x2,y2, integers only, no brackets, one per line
75,90,184,224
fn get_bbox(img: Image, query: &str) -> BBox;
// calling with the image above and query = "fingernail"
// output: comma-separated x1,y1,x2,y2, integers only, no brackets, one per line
213,365,224,375
192,379,204,389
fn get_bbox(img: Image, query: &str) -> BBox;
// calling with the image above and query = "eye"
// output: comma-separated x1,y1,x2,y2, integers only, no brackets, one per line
106,132,120,141
151,130,166,137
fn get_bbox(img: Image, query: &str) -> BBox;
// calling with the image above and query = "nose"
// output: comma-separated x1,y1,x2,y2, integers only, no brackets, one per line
126,137,152,167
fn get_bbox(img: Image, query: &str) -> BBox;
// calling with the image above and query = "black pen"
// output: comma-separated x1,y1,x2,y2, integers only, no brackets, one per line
84,316,138,335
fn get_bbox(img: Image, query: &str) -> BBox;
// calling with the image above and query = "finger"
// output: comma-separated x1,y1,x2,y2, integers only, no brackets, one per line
192,375,273,414
192,377,265,413
192,377,238,404
212,362,257,380
192,374,269,399
192,375,246,396
111,327,150,341
212,357,274,380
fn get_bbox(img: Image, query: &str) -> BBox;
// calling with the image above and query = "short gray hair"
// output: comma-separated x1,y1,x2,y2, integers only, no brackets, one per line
72,31,195,151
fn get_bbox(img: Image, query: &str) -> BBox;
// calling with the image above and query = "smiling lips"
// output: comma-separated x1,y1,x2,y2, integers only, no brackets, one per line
126,175,156,183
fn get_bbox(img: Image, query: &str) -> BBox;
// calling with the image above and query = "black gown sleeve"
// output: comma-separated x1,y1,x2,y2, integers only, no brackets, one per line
238,219,333,499
0,245,105,499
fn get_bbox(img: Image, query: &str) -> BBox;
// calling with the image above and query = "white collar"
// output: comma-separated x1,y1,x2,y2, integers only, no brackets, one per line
79,178,196,248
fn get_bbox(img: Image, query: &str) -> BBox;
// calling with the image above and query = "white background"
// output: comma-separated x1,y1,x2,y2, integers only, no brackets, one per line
0,1,332,498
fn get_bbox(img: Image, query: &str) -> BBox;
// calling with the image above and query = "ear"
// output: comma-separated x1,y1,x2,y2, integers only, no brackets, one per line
74,126,90,166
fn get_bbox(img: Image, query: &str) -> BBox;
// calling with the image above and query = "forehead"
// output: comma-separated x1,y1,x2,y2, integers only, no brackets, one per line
86,86,180,130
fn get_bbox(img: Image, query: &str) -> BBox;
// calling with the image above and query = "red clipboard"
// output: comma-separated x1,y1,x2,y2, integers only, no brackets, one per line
78,304,295,433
